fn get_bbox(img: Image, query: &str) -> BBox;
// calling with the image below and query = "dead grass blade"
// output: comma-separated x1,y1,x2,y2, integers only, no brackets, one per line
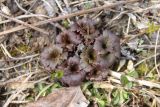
0,0,140,36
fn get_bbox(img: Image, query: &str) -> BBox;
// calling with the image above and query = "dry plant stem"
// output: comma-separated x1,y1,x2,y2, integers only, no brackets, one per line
148,63,160,75
55,0,65,13
33,76,50,84
5,54,39,61
0,0,140,36
139,45,160,49
3,74,32,107
0,70,43,86
0,44,12,57
93,11,103,19
122,30,146,44
15,0,29,13
68,1,80,6
0,58,35,71
0,12,49,35
142,89,160,104
10,100,30,104
110,70,160,89
134,53,160,67
93,81,116,89
107,11,128,25
63,0,70,9
26,0,38,14
155,29,160,77
58,0,71,23
0,43,39,61
0,14,48,24
133,4,160,13
126,17,131,34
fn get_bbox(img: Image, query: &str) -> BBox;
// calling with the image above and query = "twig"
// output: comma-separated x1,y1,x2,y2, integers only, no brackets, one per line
33,76,50,84
0,43,39,61
0,70,43,86
3,74,32,107
54,0,71,23
0,54,39,61
14,0,30,14
63,0,70,9
10,100,30,104
0,12,49,35
110,70,160,89
126,16,131,34
134,53,160,67
133,4,160,13
107,11,128,25
0,0,140,36
0,58,35,71
155,29,160,77
0,14,48,25
148,63,160,76
138,45,160,49
25,0,38,14
55,0,65,13
142,89,160,104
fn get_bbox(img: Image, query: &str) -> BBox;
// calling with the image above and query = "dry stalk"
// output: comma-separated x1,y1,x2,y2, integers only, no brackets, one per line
154,29,160,77
0,12,49,35
0,0,140,36
110,70,160,89
3,74,32,107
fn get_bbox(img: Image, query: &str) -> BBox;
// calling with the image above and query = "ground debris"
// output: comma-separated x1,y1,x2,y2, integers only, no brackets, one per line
25,86,89,107
0,0,160,106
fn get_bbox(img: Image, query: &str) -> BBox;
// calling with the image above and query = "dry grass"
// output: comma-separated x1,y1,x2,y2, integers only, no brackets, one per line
0,0,160,107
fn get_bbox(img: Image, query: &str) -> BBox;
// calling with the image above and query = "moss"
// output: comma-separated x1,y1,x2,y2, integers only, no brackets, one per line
136,62,150,76
17,44,30,53
10,44,30,56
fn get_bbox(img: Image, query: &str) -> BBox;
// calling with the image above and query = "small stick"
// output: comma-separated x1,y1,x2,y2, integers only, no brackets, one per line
0,12,49,35
110,70,160,89
154,29,160,77
0,0,140,36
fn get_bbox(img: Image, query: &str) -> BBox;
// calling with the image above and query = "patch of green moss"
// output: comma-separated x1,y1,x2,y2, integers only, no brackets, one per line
136,62,150,76
10,44,31,57
17,44,30,52
146,22,160,35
